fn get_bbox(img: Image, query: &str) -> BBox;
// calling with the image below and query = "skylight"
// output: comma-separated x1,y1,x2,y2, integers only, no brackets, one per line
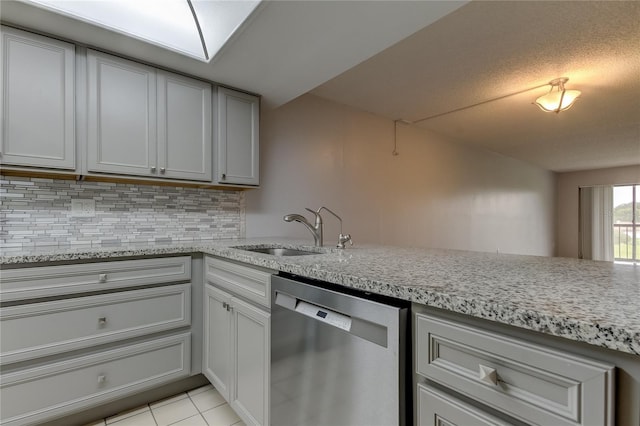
25,0,262,62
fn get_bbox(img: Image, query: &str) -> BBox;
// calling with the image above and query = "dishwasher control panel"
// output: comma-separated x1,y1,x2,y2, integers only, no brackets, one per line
294,301,352,331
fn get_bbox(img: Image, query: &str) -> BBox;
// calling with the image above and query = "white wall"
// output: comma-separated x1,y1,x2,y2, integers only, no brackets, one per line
246,94,556,256
556,165,640,258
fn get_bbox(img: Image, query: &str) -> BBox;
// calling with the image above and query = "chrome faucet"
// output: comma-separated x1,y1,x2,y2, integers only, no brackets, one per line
283,208,324,246
283,207,352,248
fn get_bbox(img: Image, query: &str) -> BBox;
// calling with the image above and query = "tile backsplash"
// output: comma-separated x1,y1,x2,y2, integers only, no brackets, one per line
0,175,245,248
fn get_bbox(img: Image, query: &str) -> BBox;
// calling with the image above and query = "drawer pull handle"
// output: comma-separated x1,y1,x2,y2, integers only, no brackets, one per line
99,273,108,283
98,317,107,326
97,374,107,384
479,365,498,385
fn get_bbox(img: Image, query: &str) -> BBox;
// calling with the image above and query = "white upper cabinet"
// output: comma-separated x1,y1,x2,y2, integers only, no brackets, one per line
1,28,260,186
216,87,259,186
87,49,157,177
0,26,75,170
157,71,212,181
87,49,212,182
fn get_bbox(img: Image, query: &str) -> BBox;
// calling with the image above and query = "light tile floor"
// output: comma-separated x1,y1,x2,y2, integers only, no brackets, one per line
84,385,245,426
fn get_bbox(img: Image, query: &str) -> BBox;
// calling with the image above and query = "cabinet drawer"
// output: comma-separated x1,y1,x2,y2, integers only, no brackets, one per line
417,384,511,426
1,284,191,364
0,333,191,426
0,256,191,302
416,313,614,426
205,257,273,308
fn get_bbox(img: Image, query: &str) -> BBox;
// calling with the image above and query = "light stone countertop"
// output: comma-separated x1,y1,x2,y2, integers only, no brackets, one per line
2,238,639,355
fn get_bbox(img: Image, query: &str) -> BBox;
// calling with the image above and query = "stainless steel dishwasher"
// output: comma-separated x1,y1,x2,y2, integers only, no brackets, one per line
271,273,410,426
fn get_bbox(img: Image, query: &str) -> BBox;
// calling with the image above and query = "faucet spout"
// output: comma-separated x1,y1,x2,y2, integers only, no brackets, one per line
283,212,323,246
283,206,351,248
283,214,307,223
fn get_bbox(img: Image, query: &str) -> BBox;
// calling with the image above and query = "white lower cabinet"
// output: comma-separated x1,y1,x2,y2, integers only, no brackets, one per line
232,295,270,425
0,257,194,425
204,285,270,426
204,284,232,398
203,257,272,426
1,333,191,426
0,284,191,364
414,310,615,426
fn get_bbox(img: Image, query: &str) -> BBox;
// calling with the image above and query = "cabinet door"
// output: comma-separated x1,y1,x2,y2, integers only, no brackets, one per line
157,71,212,181
417,384,511,426
231,297,270,426
87,49,157,177
0,26,75,169
216,87,259,186
203,284,232,400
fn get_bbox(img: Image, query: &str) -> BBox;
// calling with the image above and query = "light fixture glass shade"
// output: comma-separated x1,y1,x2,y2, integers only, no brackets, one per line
535,78,581,113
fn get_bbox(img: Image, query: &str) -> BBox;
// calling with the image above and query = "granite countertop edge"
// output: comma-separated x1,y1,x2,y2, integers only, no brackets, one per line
2,239,639,356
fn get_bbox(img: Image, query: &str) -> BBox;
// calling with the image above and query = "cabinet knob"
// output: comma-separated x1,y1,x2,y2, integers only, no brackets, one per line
151,166,157,173
97,374,107,384
98,317,107,326
160,167,166,174
478,364,498,385
99,273,108,283
221,173,226,180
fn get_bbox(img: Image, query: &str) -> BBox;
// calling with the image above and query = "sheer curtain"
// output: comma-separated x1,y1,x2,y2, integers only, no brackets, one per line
579,186,614,261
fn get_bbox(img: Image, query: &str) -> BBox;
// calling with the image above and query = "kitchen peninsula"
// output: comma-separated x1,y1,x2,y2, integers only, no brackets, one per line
1,239,639,425
2,239,638,355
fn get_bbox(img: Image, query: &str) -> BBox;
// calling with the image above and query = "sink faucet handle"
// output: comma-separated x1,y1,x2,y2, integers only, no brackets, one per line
337,233,353,249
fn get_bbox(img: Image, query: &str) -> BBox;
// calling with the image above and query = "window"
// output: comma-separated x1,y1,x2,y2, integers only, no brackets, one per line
613,184,639,263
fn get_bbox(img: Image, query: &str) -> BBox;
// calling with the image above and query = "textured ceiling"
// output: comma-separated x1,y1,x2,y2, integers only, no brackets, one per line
311,1,640,172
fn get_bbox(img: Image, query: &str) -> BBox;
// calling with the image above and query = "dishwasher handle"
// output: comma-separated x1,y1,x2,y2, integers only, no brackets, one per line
274,291,388,347
275,292,352,331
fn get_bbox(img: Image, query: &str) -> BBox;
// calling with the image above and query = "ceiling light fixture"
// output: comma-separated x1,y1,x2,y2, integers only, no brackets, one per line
395,78,578,126
534,77,581,113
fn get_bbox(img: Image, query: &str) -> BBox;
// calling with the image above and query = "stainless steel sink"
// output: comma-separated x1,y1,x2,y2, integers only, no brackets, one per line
233,246,321,256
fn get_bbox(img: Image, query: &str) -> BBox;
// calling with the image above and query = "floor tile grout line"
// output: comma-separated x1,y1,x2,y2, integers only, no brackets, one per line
187,389,227,416
151,396,203,426
196,394,212,426
186,392,212,426
147,403,160,426
165,413,207,426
